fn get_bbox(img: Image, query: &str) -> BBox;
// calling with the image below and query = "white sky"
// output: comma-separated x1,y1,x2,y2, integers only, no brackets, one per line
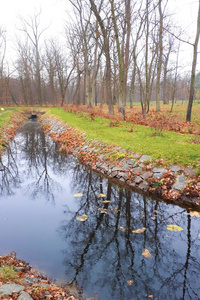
0,0,199,73
0,0,68,38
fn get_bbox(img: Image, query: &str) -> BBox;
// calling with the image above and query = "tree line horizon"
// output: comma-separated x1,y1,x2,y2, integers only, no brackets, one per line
0,0,199,121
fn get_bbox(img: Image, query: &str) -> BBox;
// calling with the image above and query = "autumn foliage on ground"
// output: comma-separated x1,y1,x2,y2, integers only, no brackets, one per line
0,113,26,154
0,252,87,300
62,103,200,139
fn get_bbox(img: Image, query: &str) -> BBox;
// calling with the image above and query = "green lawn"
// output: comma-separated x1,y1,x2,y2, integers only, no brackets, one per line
46,108,200,167
0,107,20,128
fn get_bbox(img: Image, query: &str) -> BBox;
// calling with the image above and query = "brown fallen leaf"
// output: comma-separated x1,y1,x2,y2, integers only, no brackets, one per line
132,227,146,233
142,248,151,259
119,226,126,232
102,200,111,204
127,280,134,286
98,208,109,214
76,214,88,221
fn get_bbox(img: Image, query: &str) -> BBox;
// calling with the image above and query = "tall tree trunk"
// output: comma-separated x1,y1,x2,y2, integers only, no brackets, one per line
155,0,164,112
186,0,200,122
89,0,114,115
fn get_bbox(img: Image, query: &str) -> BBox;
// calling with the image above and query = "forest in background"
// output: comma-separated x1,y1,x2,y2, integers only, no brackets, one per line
0,0,200,121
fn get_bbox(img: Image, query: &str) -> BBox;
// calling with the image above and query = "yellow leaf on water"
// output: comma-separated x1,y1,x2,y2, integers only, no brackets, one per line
167,224,183,232
102,200,111,204
189,211,200,217
98,193,106,198
132,227,146,233
142,248,151,259
198,234,200,238
74,193,83,197
76,214,88,222
148,295,153,298
127,280,134,286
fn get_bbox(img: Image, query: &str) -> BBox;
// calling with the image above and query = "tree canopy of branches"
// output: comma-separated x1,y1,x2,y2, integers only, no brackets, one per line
0,0,199,121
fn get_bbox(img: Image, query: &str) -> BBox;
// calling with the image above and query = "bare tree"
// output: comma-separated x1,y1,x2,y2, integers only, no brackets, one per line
155,0,163,111
19,9,48,106
15,38,34,105
89,0,114,114
109,0,131,119
0,27,7,105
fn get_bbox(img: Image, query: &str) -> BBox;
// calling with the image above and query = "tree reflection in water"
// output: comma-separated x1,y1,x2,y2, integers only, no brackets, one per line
0,120,199,300
59,166,200,300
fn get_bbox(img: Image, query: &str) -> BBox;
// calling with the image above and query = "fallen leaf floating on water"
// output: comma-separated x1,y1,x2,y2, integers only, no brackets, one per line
98,193,106,198
189,211,200,217
74,193,83,197
119,226,126,232
102,200,111,204
127,280,134,286
98,208,109,214
167,224,183,232
76,214,88,222
148,295,153,298
142,248,151,259
132,227,146,233
198,234,200,238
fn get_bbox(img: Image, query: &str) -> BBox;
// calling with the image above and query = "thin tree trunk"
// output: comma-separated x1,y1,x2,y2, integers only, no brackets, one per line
186,0,200,121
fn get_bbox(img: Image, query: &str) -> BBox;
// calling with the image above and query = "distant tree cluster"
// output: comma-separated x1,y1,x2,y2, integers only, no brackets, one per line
0,0,199,120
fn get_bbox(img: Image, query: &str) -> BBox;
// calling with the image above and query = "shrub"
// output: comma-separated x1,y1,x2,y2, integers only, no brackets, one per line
0,265,17,282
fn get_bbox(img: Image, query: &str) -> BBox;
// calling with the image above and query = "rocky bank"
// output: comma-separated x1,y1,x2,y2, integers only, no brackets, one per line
41,115,200,211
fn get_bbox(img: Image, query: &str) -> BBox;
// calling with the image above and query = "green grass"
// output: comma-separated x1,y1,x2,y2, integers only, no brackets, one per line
0,107,21,128
0,265,18,283
46,108,200,167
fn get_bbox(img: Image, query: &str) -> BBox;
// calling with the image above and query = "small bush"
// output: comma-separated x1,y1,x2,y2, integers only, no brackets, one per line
0,265,17,282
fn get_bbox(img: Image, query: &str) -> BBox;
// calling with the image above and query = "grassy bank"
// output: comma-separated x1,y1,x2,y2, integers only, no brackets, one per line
46,108,200,168
0,107,20,127
0,107,25,152
1,106,199,168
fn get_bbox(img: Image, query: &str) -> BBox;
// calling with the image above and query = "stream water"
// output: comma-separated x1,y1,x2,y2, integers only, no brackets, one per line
0,120,199,300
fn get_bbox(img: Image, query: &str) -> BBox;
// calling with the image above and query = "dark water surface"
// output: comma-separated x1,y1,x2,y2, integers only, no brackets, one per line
0,121,199,300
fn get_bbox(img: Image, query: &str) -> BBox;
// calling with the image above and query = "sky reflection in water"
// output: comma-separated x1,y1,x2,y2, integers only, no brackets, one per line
0,120,199,300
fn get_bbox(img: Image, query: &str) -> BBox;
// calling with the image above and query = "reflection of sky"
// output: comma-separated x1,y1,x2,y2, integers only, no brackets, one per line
0,121,199,299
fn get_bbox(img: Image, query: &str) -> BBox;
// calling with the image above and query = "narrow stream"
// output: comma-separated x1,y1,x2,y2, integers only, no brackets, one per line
0,120,199,300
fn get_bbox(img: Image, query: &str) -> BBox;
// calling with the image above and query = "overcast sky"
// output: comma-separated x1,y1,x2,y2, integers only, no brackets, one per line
0,0,199,72
0,0,68,38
